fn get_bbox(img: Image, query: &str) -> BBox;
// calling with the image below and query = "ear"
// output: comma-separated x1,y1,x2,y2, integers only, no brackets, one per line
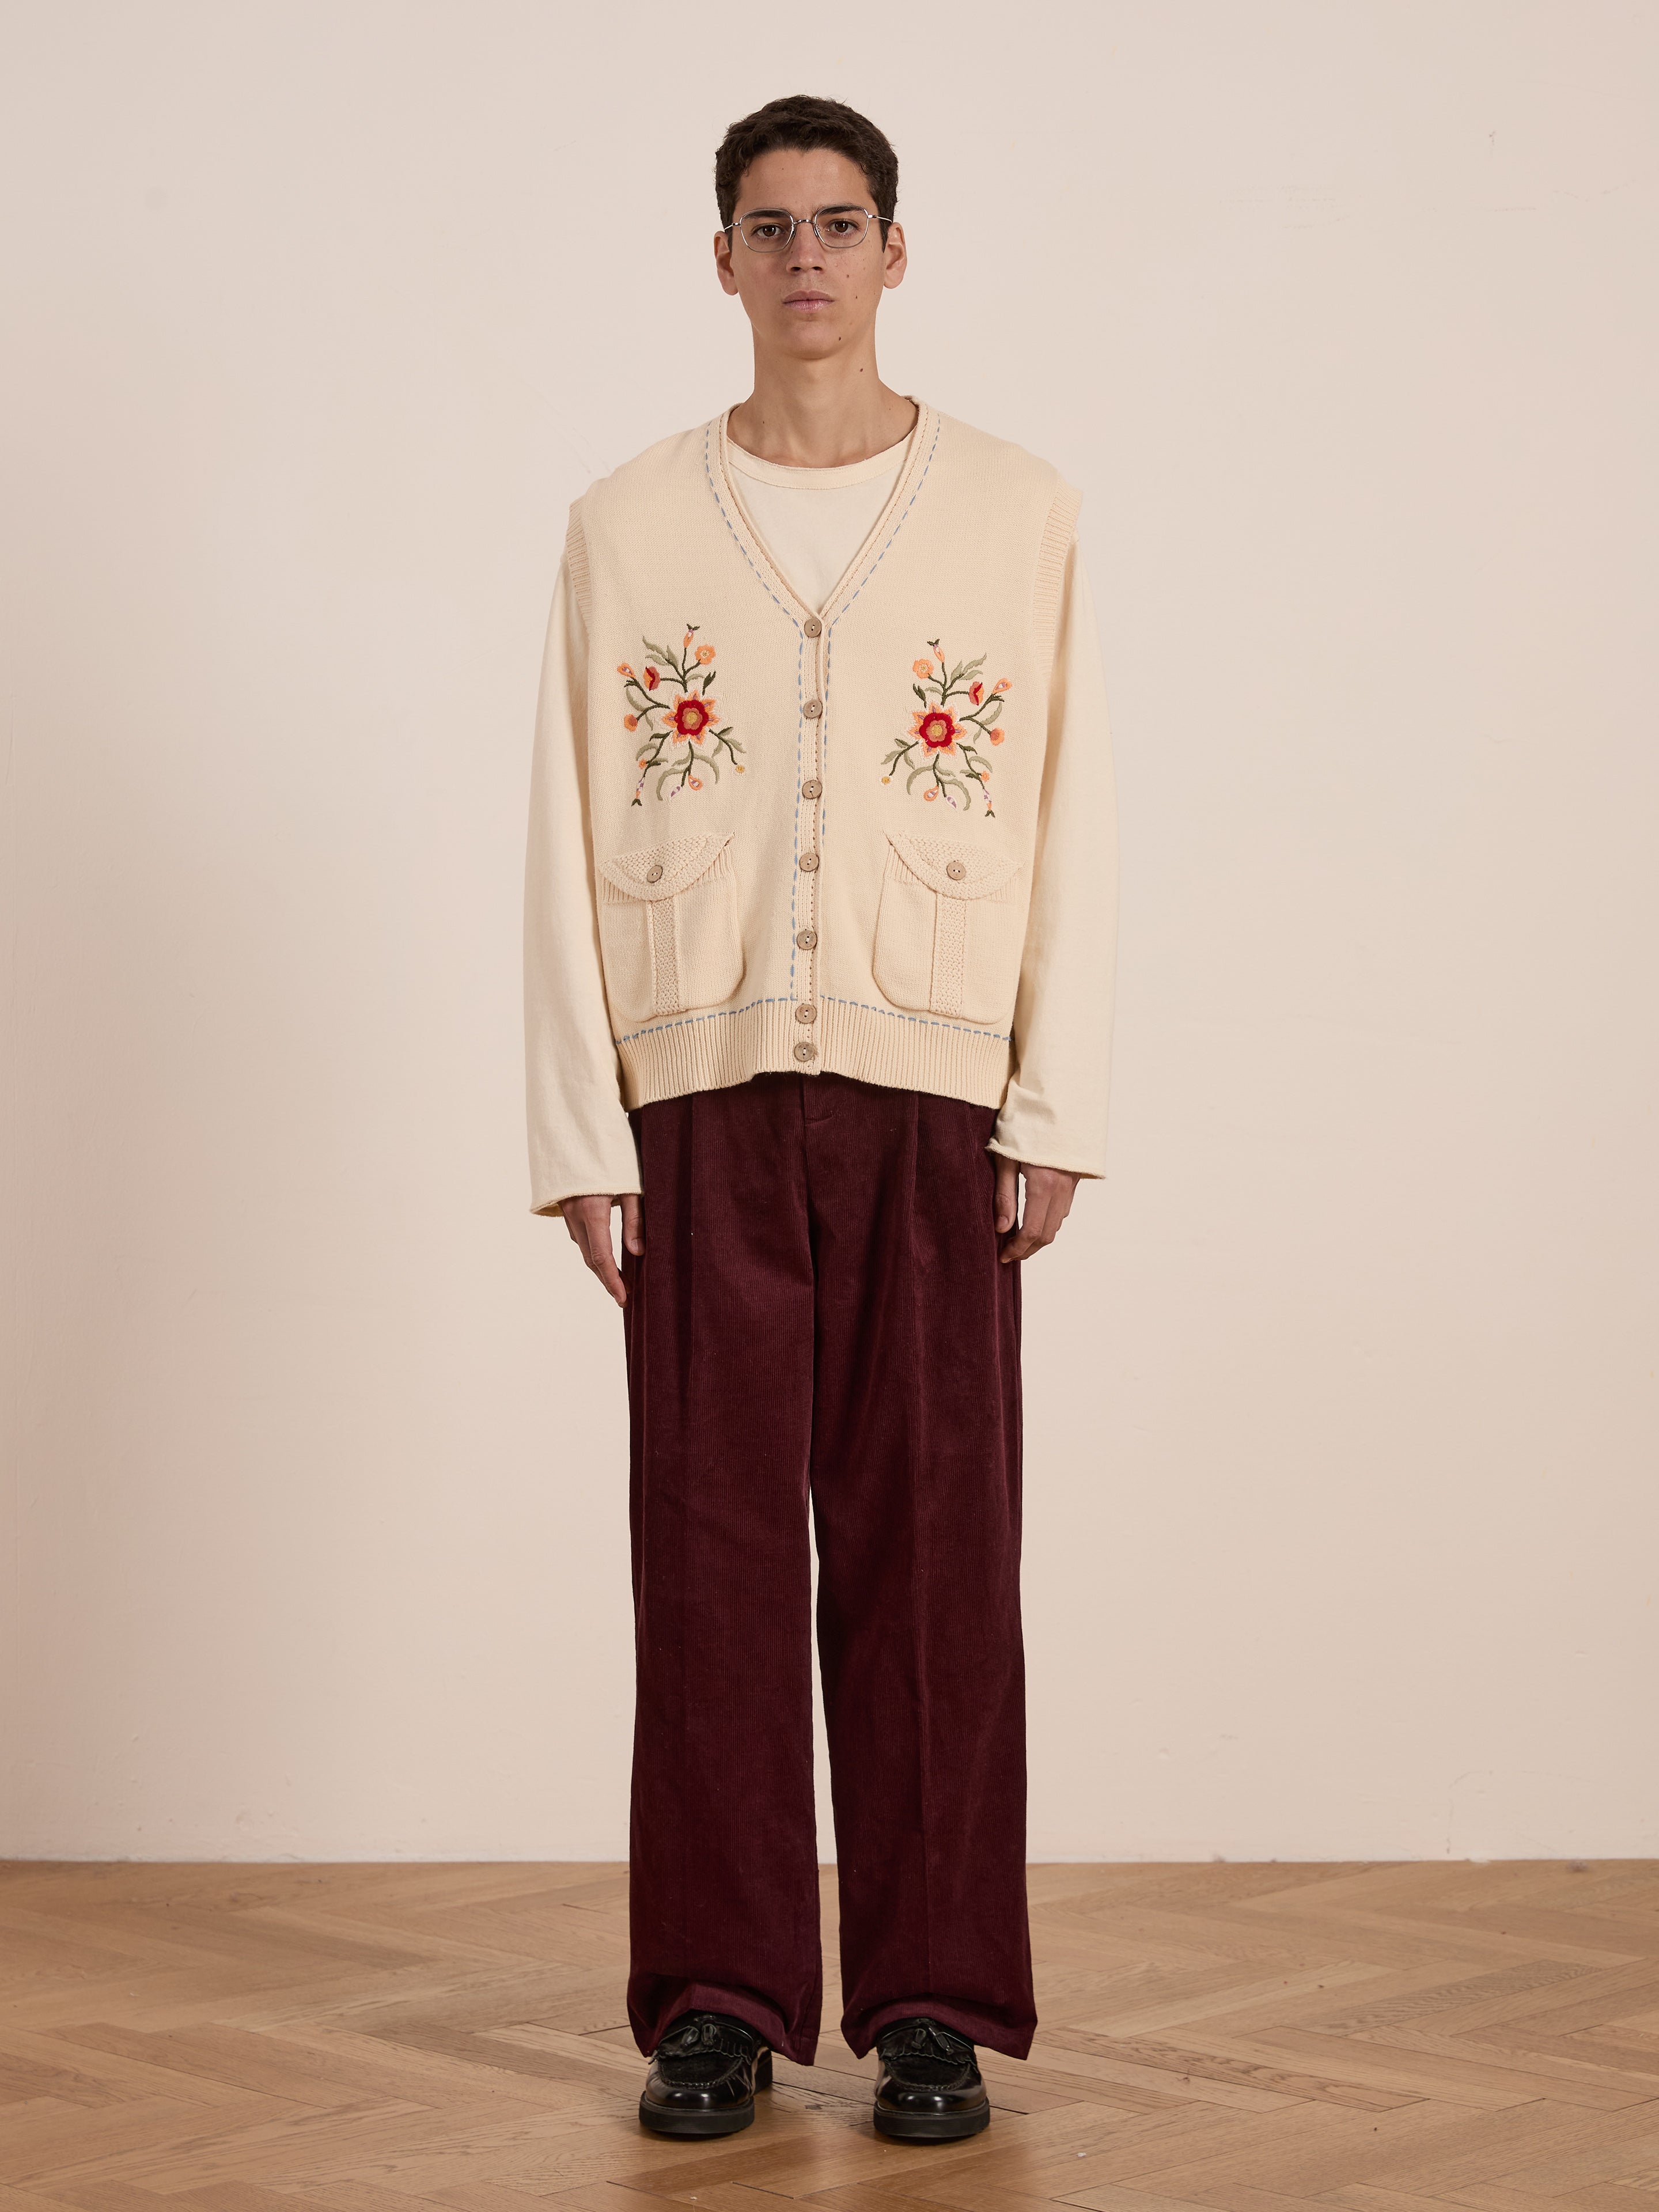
714,228,741,297
881,220,907,292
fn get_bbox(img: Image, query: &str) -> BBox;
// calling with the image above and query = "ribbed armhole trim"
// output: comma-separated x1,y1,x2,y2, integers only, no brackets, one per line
565,507,592,628
1033,481,1083,669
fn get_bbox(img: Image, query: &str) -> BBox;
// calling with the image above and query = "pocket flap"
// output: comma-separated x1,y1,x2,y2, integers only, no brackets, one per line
884,830,1023,899
597,831,733,903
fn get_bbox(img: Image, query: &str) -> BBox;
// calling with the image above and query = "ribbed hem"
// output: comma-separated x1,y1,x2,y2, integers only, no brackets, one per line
615,995,1012,1112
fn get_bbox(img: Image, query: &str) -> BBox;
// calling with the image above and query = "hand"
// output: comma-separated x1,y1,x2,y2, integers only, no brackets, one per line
993,1157,1080,1263
560,1192,645,1307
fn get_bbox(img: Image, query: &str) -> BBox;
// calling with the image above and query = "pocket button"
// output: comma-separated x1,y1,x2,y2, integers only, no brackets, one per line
645,863,665,882
945,859,967,880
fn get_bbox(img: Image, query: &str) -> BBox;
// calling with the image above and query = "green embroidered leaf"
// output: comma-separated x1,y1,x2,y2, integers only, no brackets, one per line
960,655,986,675
912,683,927,705
641,639,672,663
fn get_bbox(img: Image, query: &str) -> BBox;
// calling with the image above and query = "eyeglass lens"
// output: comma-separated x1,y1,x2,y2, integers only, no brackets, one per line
735,207,872,252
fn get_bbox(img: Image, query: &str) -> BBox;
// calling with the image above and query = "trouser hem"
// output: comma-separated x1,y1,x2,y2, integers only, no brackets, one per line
849,1995,1036,2063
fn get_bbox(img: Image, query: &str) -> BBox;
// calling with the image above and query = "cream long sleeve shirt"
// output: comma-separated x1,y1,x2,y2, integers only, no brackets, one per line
524,402,1119,1216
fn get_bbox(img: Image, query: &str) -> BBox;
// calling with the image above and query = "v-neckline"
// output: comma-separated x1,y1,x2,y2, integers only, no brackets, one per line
713,398,938,628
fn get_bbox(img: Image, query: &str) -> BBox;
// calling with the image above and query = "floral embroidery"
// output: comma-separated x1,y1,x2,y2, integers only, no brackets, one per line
882,640,1011,816
620,624,745,804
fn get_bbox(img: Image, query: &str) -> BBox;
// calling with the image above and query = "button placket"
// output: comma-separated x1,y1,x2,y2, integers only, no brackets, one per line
796,613,827,1061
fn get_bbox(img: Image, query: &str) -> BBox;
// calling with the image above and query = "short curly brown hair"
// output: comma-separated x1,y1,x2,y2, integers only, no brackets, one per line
714,94,899,240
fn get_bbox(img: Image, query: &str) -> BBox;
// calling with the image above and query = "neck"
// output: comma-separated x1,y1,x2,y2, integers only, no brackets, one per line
728,347,917,469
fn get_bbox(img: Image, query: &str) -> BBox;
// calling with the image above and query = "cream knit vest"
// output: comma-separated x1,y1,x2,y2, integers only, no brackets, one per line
565,400,1081,1112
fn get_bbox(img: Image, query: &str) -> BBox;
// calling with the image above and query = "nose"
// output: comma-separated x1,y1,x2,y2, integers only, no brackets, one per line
786,218,825,273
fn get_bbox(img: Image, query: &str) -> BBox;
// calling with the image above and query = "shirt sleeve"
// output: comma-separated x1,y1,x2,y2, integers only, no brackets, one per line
986,534,1119,1181
523,542,643,1217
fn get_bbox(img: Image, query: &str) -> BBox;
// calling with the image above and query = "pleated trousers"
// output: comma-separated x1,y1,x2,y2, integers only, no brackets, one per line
619,1067,1035,2065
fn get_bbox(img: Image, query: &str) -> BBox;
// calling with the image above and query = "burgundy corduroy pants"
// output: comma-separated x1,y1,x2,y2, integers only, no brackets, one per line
618,1067,1035,2066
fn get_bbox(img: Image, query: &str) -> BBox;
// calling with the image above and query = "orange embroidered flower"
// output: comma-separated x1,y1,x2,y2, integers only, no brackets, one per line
990,728,1005,744
624,714,638,732
696,644,715,665
683,632,694,650
994,678,1011,693
923,787,937,800
668,694,717,742
688,777,703,790
912,658,933,677
910,705,960,753
618,662,634,678
643,666,660,689
969,680,984,705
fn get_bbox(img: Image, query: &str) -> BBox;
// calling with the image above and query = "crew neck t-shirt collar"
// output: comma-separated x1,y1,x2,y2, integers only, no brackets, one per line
725,430,914,488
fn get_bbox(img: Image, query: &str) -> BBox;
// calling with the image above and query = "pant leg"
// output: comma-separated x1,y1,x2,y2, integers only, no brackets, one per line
621,1074,824,2064
801,1073,1036,2061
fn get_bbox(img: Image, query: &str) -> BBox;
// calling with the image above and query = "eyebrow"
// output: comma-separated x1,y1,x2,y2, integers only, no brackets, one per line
738,202,866,218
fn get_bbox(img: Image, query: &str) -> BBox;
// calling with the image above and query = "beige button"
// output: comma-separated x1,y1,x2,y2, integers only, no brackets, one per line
796,927,817,949
945,858,967,880
798,850,820,871
803,698,823,718
804,616,823,638
794,1002,817,1024
645,862,665,882
794,1041,817,1062
801,777,822,798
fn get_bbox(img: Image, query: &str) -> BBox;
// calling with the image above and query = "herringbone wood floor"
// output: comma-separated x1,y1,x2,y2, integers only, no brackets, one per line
2,1861,1658,2206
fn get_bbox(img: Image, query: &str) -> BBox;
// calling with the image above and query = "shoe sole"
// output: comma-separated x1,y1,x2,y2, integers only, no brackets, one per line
639,2096,756,2135
874,2101,991,2141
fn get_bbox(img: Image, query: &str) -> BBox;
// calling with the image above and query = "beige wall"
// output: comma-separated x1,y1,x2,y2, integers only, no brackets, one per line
2,0,1655,1862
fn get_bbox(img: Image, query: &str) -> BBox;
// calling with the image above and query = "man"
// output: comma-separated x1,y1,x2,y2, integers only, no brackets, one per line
524,94,1117,2142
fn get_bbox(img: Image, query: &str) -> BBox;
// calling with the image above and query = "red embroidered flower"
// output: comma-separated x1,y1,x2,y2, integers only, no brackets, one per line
910,706,960,753
668,694,717,742
643,665,660,689
969,680,984,705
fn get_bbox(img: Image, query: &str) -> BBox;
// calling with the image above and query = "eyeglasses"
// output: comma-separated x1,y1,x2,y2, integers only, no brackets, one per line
725,203,880,253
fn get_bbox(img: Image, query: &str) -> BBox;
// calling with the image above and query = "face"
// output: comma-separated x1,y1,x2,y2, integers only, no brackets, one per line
714,146,906,360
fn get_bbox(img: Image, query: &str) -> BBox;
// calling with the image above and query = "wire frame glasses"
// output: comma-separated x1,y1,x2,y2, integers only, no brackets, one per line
727,204,878,253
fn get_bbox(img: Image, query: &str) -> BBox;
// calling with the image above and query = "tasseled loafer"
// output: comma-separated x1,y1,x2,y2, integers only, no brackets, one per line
873,2014,991,2140
639,2010,773,2135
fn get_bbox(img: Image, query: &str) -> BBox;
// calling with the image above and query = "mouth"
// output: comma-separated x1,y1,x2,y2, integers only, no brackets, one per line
783,291,834,310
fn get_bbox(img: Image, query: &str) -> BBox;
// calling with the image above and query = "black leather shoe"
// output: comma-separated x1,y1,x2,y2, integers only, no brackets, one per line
639,2010,772,2135
873,2016,991,2140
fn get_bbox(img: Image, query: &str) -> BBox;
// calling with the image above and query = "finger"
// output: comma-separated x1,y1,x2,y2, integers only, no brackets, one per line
993,1156,1020,1235
620,1192,645,1255
571,1209,627,1307
1002,1180,1063,1263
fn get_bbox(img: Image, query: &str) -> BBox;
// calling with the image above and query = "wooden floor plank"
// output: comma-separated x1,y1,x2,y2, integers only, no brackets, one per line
6,1862,1659,2203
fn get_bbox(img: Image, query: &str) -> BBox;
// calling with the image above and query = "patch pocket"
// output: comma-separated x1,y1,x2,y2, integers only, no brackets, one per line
596,831,744,1025
872,832,1027,1025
